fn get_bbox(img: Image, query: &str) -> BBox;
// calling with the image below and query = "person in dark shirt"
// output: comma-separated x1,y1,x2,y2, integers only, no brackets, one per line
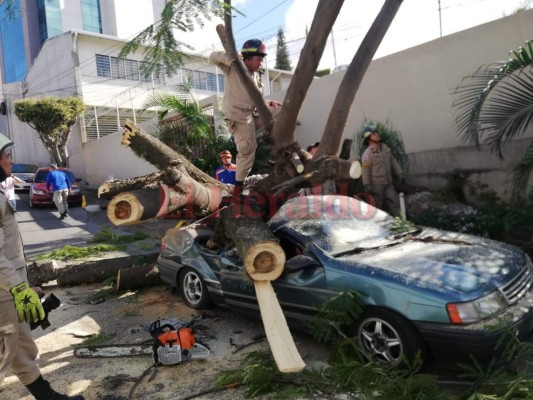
45,164,71,220
214,150,237,185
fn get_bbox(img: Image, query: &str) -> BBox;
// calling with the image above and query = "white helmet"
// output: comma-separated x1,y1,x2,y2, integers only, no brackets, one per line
0,132,13,155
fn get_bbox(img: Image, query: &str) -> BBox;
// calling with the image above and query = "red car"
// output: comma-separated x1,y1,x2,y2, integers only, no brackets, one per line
29,167,83,208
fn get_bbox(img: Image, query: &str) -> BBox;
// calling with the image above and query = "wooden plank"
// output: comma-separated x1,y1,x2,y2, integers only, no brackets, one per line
254,280,306,373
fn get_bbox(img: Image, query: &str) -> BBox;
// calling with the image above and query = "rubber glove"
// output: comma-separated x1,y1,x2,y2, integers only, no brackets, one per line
10,282,45,323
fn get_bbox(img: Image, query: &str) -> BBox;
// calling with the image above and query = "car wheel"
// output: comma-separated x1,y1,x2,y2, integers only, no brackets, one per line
179,267,210,309
354,308,426,368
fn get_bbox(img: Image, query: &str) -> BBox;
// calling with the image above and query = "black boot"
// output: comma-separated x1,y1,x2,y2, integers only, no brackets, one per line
26,375,84,400
59,213,65,220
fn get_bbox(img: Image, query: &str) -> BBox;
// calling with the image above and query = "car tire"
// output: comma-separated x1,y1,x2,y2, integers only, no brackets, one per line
179,267,210,309
353,308,427,368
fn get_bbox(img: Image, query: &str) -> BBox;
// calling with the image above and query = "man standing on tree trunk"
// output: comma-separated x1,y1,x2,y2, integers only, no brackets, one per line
0,133,84,400
46,164,71,220
209,39,282,202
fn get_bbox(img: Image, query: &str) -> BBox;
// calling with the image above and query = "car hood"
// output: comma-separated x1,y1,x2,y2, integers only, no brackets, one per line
13,172,34,180
332,228,527,298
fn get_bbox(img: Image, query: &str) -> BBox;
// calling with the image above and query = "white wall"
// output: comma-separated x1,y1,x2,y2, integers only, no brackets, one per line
83,128,158,187
292,10,533,200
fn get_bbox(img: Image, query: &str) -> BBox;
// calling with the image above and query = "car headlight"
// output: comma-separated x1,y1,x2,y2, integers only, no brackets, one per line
446,290,508,324
32,189,45,195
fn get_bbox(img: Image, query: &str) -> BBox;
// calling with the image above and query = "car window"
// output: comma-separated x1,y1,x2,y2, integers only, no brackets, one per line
270,195,395,253
12,164,38,173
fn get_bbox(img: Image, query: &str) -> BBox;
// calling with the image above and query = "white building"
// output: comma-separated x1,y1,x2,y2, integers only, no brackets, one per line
2,29,294,185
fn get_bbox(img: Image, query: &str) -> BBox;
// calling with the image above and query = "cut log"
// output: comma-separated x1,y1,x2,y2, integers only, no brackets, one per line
222,209,305,373
116,264,161,292
107,180,229,226
27,253,159,287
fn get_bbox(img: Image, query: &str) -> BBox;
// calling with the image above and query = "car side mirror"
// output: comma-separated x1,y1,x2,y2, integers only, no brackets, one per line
284,255,321,273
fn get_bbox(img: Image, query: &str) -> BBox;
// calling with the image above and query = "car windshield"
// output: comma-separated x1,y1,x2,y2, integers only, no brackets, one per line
34,170,76,183
269,195,415,254
12,164,38,173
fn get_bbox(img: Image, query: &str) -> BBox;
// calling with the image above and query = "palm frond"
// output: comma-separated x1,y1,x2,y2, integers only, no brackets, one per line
511,140,533,201
453,38,533,146
118,0,227,77
481,68,533,156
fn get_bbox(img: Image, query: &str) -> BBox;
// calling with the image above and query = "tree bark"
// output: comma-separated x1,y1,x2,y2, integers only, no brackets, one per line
116,264,161,292
27,253,159,287
272,0,345,151
105,121,232,224
98,172,166,198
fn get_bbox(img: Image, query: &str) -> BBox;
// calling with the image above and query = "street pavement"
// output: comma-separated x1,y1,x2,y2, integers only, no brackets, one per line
15,189,177,259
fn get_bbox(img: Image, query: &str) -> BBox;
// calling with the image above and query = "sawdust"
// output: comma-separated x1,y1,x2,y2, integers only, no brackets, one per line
0,283,327,400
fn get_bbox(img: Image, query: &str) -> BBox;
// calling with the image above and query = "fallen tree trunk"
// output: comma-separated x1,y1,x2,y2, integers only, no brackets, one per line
116,264,161,292
27,253,159,287
105,122,232,225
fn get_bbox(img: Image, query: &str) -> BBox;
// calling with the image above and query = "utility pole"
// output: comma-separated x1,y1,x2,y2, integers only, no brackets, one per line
438,0,443,37
331,29,338,70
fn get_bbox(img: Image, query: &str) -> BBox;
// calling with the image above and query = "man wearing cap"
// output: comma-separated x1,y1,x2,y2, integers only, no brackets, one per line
209,39,282,202
46,164,71,220
0,133,84,399
215,150,237,185
361,127,404,216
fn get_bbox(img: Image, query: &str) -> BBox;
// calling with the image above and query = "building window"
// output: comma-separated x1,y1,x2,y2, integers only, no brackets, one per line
110,57,126,79
37,0,62,44
192,71,207,90
206,72,217,91
95,55,165,85
96,54,111,77
125,60,140,81
81,0,102,33
0,0,27,83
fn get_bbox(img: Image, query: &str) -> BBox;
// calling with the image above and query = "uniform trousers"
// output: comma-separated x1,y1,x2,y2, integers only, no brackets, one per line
0,299,40,385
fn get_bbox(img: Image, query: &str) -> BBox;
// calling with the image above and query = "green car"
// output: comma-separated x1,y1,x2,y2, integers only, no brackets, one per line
158,195,533,367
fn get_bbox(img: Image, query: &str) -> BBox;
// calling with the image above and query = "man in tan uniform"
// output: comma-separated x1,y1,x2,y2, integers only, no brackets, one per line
0,133,83,399
361,127,404,216
209,39,281,200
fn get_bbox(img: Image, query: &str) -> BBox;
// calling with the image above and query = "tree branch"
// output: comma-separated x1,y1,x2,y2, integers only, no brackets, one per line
317,0,404,157
272,0,345,150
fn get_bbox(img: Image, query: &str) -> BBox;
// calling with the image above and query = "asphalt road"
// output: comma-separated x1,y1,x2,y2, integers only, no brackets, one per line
15,191,110,259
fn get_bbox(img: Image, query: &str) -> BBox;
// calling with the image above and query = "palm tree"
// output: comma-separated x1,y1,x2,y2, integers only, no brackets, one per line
453,39,533,201
142,85,234,174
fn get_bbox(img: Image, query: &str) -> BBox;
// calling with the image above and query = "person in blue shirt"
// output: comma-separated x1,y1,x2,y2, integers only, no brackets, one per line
214,150,237,185
45,164,71,220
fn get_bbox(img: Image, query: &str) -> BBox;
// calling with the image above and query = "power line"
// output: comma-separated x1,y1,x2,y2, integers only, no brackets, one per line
235,0,290,34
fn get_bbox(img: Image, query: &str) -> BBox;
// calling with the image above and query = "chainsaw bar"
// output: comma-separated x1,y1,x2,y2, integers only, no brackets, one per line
74,343,210,360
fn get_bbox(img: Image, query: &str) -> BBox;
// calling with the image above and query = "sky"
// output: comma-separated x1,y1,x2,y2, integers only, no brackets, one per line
181,0,531,71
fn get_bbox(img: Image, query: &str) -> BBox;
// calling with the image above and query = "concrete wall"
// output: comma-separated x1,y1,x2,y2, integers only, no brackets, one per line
292,10,533,201
83,125,158,187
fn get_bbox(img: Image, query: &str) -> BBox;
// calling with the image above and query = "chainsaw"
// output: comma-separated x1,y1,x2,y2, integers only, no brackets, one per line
73,342,210,362
74,320,210,365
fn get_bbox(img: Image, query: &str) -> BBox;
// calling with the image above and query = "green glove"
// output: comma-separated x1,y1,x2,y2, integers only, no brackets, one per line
10,282,45,323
